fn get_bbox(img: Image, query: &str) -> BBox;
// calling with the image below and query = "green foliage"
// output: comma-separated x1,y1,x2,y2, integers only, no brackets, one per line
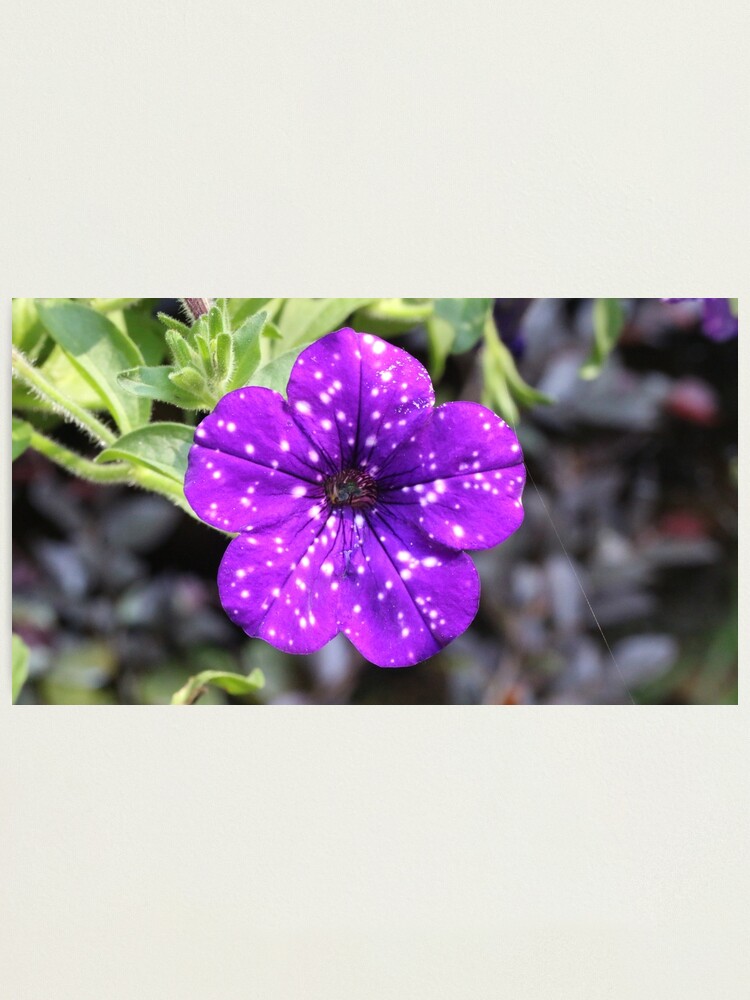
439,298,493,354
580,298,626,379
482,315,551,424
277,298,376,346
122,305,270,410
12,634,30,703
228,298,282,326
12,297,559,531
423,298,491,380
425,316,455,381
12,418,32,461
249,347,306,396
111,308,165,366
225,311,267,390
96,423,195,484
12,298,47,357
117,365,201,408
36,299,150,431
171,667,264,704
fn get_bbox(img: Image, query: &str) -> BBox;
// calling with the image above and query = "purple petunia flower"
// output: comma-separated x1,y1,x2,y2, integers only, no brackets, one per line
663,298,738,342
184,328,525,667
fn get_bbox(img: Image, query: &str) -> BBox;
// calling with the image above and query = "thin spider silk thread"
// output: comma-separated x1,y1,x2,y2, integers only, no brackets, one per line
515,430,637,706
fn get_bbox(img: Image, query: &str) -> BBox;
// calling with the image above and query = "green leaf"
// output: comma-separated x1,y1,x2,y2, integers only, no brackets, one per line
40,345,109,409
12,634,30,702
425,316,456,381
437,298,492,354
580,298,625,379
351,299,434,338
226,311,267,389
158,312,193,337
110,309,165,366
36,300,149,431
228,298,282,325
12,417,33,461
249,347,308,396
171,668,264,704
482,320,552,423
262,322,283,340
277,298,376,346
87,298,143,313
118,365,200,409
12,298,47,355
96,422,195,483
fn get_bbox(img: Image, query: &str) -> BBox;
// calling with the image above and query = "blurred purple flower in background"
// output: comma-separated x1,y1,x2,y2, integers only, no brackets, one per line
663,298,738,342
185,328,526,667
493,298,533,358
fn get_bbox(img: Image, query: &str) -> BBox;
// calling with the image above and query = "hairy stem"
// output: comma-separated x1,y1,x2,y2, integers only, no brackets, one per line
28,428,199,517
12,347,117,446
28,431,132,482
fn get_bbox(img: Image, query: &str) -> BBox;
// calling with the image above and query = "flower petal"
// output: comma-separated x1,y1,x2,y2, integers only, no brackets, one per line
377,401,525,550
218,503,343,654
337,506,480,667
185,386,330,531
286,328,435,472
702,299,738,342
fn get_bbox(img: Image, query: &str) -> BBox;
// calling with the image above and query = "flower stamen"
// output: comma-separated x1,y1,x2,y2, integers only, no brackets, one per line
324,469,377,509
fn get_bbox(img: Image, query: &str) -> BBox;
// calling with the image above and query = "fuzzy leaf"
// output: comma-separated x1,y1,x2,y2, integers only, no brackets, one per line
96,422,195,483
226,311,267,389
36,300,149,431
158,313,193,336
118,366,199,409
40,346,108,409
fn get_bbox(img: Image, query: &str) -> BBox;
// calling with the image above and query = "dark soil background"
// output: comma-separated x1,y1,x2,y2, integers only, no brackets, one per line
12,299,737,704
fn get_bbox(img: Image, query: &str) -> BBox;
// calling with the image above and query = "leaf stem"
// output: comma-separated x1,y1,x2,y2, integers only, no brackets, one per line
12,347,117,446
28,430,133,482
28,429,196,517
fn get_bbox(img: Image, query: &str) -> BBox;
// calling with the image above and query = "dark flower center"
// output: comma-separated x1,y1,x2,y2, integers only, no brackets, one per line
324,469,378,509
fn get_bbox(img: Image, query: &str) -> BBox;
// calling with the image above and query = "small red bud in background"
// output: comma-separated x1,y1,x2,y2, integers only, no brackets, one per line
664,377,720,426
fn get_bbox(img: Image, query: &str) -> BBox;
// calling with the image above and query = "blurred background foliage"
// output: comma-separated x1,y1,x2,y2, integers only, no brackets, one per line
12,297,737,704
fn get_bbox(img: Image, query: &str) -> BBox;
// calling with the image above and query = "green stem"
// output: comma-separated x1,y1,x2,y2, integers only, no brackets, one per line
12,347,116,446
29,428,201,519
483,316,551,407
363,299,434,324
29,430,133,483
129,466,194,513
